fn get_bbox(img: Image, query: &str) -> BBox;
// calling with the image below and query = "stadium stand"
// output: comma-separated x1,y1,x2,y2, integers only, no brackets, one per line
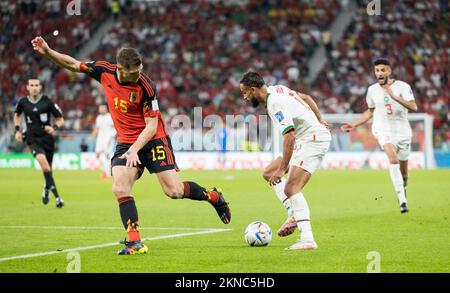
1,0,448,151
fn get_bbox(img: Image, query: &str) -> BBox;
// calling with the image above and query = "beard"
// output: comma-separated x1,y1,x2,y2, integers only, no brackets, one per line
251,97,260,108
378,77,388,85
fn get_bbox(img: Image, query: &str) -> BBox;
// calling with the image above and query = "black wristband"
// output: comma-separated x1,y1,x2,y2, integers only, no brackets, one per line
52,124,59,131
14,125,20,133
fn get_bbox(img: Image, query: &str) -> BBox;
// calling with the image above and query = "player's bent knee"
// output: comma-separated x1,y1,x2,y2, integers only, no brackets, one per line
389,158,399,164
163,187,183,199
41,166,51,172
112,184,130,198
284,186,299,197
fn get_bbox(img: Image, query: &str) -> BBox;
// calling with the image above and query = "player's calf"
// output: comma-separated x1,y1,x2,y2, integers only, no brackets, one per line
402,175,408,188
162,183,184,199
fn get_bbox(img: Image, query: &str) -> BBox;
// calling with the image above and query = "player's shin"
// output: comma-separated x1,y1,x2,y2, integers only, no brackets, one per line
389,164,407,204
118,196,141,241
290,193,314,242
272,177,292,215
43,171,60,198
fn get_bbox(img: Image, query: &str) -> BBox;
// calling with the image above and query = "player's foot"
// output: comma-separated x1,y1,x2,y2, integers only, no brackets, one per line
400,202,408,213
277,216,297,237
117,240,148,255
42,186,50,205
285,240,318,251
207,188,231,224
56,197,64,208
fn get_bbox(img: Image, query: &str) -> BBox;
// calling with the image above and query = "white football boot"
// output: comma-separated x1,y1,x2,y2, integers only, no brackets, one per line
285,239,318,251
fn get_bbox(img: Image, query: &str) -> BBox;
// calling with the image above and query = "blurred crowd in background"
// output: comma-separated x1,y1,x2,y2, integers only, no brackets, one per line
1,0,449,151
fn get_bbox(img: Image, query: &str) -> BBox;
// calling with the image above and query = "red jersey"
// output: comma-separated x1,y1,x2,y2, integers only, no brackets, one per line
80,61,167,144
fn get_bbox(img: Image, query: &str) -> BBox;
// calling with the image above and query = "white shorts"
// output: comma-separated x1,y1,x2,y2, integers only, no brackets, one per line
95,138,114,155
289,140,330,174
374,133,411,161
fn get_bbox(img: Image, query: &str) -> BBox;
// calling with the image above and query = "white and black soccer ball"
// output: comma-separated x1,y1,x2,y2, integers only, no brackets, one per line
244,221,272,247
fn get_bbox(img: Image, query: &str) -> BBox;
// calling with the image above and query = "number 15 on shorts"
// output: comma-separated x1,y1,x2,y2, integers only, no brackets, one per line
151,146,166,161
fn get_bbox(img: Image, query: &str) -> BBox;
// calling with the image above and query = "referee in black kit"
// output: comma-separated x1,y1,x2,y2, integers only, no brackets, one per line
14,78,65,208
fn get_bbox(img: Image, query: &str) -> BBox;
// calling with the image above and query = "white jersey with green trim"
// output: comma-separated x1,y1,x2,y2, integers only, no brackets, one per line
266,85,331,143
95,113,116,142
366,80,414,138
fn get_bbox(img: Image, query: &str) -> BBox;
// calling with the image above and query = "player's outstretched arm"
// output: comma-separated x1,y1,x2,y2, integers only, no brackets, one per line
31,36,81,72
299,93,329,128
341,108,374,132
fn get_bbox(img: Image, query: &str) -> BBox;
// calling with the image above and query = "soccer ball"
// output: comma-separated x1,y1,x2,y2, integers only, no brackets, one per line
244,221,272,246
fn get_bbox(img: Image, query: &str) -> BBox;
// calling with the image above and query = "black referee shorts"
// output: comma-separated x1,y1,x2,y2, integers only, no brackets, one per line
27,137,56,166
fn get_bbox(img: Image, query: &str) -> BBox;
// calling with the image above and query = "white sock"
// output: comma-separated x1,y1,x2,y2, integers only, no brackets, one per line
101,154,110,175
290,193,314,242
272,177,292,216
389,164,407,204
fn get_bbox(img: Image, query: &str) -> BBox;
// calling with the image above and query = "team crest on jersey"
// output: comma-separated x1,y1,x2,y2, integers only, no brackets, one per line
275,111,284,122
384,95,390,103
129,92,137,103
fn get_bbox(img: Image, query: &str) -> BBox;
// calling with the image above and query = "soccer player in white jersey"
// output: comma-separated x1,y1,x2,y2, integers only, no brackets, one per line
240,72,331,250
341,58,418,213
91,104,116,179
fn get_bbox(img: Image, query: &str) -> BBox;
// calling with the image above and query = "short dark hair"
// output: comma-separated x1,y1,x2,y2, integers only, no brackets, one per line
116,47,142,69
373,58,390,67
240,71,265,88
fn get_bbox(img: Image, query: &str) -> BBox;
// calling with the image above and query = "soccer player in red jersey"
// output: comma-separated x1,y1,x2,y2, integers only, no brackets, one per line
31,36,231,255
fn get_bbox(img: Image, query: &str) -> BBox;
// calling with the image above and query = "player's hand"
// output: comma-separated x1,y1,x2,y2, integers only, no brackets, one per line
319,118,329,129
31,36,50,54
15,131,23,142
269,169,285,186
119,149,141,168
44,125,55,135
340,123,354,132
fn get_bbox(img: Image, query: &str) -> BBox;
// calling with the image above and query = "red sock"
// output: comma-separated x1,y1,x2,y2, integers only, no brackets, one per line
126,220,141,242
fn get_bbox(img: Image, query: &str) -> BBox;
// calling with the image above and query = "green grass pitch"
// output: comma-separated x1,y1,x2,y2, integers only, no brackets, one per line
0,168,449,273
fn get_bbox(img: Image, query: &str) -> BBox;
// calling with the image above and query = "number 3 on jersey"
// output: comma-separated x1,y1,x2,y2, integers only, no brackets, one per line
385,104,393,115
114,97,128,113
151,146,166,161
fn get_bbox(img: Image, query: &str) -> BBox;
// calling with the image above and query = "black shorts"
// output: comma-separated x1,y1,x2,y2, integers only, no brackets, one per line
111,137,179,179
27,137,55,166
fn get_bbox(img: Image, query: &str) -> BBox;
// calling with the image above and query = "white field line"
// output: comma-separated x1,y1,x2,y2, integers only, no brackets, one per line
0,225,225,231
0,228,232,262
